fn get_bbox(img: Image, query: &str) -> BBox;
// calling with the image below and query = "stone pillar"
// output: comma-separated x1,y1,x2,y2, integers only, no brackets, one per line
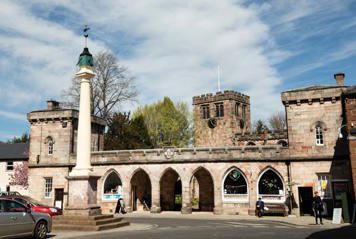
122,181,132,212
150,179,161,213
213,184,223,214
181,180,192,214
70,66,95,177
248,178,257,215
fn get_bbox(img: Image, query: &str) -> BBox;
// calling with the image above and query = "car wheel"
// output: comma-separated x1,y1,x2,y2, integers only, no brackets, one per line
33,220,47,239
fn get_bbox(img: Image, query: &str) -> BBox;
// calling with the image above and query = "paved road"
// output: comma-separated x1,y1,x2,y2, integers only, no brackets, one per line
50,217,356,239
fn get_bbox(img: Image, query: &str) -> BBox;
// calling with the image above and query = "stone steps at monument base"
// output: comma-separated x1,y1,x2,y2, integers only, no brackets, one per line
54,214,114,221
53,220,130,231
53,215,122,226
53,216,124,226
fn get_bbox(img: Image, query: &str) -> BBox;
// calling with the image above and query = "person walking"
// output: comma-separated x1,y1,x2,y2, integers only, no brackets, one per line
256,197,265,217
115,197,126,214
312,191,323,225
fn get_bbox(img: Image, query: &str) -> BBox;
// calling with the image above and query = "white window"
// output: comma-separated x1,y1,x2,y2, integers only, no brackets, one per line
48,138,54,155
315,126,324,145
6,162,14,171
44,178,53,198
317,174,332,198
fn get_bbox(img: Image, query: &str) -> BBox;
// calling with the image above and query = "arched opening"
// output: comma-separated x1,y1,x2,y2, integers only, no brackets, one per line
258,168,285,202
246,141,256,146
160,168,182,211
222,168,248,202
191,167,214,211
103,171,122,201
130,169,151,211
277,140,288,147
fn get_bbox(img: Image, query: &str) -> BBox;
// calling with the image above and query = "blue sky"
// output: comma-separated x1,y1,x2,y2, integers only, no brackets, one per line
0,0,355,142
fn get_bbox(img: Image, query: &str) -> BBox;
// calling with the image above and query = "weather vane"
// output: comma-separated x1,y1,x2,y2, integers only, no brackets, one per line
83,25,90,47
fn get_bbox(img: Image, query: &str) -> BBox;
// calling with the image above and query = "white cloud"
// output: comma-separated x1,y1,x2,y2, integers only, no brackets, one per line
0,110,26,121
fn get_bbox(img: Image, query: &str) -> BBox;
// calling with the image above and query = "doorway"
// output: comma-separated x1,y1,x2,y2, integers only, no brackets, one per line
54,188,64,209
298,187,313,216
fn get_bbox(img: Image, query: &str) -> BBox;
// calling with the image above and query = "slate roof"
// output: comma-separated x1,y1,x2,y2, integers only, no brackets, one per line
0,143,29,160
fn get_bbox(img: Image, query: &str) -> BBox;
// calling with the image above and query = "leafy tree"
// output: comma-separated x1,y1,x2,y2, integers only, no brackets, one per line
9,162,29,189
105,112,152,150
253,120,268,134
7,133,29,144
62,50,137,123
268,111,286,132
133,97,192,148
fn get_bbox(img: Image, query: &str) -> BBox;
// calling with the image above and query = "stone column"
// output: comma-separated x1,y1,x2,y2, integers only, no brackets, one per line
213,184,223,214
181,179,192,214
70,66,94,177
150,179,161,213
122,181,132,212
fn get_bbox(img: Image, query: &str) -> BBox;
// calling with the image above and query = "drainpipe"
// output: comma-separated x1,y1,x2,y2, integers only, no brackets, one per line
286,161,292,215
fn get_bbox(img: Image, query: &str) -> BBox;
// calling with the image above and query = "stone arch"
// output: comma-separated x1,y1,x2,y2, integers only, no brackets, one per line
190,167,214,211
102,169,122,201
221,167,248,203
130,168,152,211
257,167,285,203
160,167,182,211
246,141,256,146
309,120,327,132
277,140,288,147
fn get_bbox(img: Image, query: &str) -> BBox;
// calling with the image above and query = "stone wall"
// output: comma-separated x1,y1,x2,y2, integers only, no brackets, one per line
193,90,251,147
282,86,347,158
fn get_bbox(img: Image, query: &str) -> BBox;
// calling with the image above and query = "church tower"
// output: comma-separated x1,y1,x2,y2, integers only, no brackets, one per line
193,90,251,147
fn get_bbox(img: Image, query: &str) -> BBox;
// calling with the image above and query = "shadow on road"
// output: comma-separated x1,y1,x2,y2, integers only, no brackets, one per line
305,225,356,239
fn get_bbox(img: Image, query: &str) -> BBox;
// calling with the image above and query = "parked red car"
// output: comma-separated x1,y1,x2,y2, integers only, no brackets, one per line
0,195,62,217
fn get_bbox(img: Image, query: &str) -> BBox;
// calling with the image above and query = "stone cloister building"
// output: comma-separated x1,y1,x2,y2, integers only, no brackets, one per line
27,73,355,218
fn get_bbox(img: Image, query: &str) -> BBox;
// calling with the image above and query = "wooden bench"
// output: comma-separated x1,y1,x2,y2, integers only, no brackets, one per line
262,203,288,216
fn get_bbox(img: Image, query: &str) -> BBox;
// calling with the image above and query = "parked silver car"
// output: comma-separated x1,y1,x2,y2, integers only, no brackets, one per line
0,198,52,239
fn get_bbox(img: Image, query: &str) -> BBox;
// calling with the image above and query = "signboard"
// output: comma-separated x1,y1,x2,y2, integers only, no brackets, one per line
332,208,342,224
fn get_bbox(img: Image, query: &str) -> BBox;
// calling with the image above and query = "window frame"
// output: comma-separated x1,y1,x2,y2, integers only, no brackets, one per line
44,177,53,198
222,168,249,203
201,105,210,119
6,161,14,171
315,126,324,146
215,102,224,118
47,137,54,155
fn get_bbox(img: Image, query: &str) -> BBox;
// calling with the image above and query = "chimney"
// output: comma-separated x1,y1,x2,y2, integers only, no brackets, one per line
334,73,345,86
47,100,60,110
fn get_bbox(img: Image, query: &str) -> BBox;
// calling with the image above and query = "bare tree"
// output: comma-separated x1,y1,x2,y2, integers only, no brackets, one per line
62,51,137,122
268,111,286,132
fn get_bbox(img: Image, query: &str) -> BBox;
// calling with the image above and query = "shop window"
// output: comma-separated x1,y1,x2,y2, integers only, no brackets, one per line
222,168,248,202
201,105,210,119
258,168,284,201
44,178,53,198
317,174,332,198
6,162,14,171
103,171,122,201
315,126,324,145
215,103,224,117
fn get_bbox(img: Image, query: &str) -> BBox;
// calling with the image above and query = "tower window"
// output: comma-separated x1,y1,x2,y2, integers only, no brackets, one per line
315,126,324,145
215,103,224,117
201,105,210,119
235,103,240,117
242,105,246,119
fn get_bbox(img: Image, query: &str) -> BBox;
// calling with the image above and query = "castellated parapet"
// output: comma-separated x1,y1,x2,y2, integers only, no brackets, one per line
193,90,250,105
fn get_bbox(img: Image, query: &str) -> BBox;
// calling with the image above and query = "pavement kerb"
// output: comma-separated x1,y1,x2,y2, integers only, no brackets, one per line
50,212,352,238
